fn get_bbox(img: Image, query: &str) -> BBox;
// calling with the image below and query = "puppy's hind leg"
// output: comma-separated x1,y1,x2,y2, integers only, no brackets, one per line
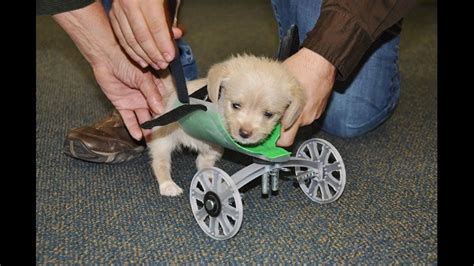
149,137,183,197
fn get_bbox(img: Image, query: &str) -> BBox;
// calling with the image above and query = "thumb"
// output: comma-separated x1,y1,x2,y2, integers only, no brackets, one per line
117,109,143,141
277,118,301,147
172,26,183,39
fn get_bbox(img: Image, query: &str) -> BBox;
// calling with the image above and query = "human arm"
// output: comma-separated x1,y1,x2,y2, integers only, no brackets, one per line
51,1,166,141
277,0,416,147
302,0,417,80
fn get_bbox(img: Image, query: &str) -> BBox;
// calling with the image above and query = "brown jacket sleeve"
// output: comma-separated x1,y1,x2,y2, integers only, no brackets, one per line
36,0,95,15
302,0,417,80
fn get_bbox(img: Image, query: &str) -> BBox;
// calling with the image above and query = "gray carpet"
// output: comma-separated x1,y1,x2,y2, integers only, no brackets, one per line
36,1,437,263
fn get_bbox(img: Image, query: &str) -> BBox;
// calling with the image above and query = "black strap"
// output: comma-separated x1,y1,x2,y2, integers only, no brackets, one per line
140,85,209,129
141,104,207,129
167,0,189,103
276,24,300,61
168,59,190,103
190,85,211,102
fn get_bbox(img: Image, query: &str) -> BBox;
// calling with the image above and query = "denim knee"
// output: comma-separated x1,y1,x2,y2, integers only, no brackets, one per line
271,0,322,44
320,71,400,138
318,33,401,138
321,101,399,138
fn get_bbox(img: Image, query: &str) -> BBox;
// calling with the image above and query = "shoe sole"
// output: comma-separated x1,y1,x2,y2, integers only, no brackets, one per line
63,139,145,164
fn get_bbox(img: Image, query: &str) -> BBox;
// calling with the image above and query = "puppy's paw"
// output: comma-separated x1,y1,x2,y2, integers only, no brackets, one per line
159,181,183,196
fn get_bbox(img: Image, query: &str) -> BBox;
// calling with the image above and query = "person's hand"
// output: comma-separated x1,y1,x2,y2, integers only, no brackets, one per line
92,48,166,141
109,0,183,70
278,48,336,147
53,1,166,141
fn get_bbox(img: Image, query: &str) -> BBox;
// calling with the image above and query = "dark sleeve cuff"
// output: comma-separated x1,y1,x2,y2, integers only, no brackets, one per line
302,10,373,81
36,0,95,15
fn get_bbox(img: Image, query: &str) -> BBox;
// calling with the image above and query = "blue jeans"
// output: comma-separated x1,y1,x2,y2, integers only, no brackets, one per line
101,0,198,81
177,39,198,81
271,0,401,138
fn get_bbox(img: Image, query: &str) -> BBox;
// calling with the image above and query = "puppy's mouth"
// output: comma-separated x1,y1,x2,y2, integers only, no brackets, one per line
230,132,268,146
234,137,260,146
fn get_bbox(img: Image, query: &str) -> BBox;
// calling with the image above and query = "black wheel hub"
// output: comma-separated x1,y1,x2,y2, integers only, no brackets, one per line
203,191,221,217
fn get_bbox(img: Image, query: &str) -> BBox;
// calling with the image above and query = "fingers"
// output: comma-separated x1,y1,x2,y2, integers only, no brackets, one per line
112,5,156,68
117,109,143,141
135,108,153,142
110,10,148,68
277,117,301,147
125,7,169,68
277,110,318,147
141,2,176,62
110,0,176,70
140,73,165,115
117,108,152,141
153,75,167,97
171,26,183,39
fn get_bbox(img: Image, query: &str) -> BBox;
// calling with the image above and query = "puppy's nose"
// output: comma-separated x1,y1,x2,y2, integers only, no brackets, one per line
239,128,252,139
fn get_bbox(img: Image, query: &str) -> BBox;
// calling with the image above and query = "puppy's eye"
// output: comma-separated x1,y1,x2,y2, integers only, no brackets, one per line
264,111,274,119
231,103,241,110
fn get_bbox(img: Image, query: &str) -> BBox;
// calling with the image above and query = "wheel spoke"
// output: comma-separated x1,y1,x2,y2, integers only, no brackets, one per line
217,216,230,235
308,143,316,159
324,161,341,173
194,207,208,222
209,216,218,236
192,189,205,202
221,203,240,220
298,151,311,160
321,183,331,200
198,173,212,192
211,172,220,191
307,179,317,195
319,145,329,161
216,177,229,194
223,214,234,232
324,173,341,191
219,187,235,202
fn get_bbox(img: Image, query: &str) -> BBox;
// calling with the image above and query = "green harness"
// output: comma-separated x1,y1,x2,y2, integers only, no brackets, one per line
176,98,291,162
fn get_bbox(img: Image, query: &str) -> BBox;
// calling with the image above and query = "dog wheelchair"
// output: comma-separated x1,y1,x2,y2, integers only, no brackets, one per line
142,25,346,240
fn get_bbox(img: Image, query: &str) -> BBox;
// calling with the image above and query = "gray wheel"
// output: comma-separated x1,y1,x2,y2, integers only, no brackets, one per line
189,167,243,240
295,138,346,203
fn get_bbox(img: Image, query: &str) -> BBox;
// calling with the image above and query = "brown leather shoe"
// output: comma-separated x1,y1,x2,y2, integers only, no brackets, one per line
63,110,146,163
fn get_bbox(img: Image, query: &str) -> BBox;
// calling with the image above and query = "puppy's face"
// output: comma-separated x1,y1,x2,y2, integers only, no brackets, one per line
207,55,305,145
221,77,287,144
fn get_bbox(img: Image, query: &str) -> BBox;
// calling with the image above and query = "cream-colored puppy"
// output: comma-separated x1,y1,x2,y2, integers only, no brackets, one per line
148,54,305,196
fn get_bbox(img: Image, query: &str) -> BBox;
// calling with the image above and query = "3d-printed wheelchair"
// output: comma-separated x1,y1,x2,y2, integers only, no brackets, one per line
143,96,346,240
141,24,346,240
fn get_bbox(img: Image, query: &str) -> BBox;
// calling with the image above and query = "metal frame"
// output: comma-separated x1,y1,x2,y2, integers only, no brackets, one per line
189,138,346,240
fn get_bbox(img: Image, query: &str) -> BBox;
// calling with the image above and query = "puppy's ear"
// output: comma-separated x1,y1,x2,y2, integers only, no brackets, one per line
281,82,305,130
207,62,229,103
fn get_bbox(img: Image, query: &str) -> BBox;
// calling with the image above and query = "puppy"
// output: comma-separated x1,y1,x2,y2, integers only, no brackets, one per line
148,54,305,196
